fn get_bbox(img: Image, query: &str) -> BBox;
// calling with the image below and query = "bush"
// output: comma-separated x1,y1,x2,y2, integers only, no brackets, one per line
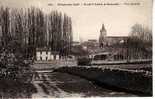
77,57,92,65
0,46,33,83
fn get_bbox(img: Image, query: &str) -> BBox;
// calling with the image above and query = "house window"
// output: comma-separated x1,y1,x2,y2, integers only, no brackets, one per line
46,57,48,61
40,51,42,55
46,51,48,55
40,56,42,61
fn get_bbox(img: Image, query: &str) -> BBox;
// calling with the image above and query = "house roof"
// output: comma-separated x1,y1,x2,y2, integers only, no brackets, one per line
36,48,51,51
36,48,59,53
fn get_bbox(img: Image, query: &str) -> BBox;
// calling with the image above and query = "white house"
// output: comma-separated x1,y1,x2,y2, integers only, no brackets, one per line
36,48,60,61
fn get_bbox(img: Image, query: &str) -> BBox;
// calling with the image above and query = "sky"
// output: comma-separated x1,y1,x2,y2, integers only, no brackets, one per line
0,0,152,41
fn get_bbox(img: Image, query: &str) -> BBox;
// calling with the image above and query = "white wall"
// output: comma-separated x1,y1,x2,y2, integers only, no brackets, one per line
36,52,41,61
56,55,59,60
42,52,47,60
36,51,59,61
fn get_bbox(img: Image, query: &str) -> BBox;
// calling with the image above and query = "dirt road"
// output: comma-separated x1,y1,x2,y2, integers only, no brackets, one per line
32,71,136,98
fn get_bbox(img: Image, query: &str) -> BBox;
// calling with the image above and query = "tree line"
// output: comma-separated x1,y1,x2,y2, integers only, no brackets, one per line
126,24,152,59
0,7,73,59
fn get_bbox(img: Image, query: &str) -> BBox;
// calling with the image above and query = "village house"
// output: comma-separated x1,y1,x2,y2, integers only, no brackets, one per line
36,48,60,61
36,47,76,61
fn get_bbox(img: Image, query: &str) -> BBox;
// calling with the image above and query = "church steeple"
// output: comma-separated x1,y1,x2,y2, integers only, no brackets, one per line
99,24,107,48
100,24,106,36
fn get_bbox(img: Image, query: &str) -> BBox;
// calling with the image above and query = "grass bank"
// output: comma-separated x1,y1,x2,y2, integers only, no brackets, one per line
54,66,152,96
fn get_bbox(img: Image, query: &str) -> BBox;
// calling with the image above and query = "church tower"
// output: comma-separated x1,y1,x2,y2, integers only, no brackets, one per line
99,24,107,48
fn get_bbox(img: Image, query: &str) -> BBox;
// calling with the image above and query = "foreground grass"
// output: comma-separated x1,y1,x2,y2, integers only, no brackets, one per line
0,79,37,98
55,66,152,96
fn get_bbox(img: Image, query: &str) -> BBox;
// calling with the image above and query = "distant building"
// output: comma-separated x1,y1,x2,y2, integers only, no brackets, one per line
105,36,128,46
81,39,99,53
88,39,97,42
98,24,128,47
89,52,111,60
89,47,128,61
36,48,60,61
82,39,98,47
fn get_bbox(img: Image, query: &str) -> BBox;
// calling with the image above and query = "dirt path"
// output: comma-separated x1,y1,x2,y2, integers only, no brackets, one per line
32,73,85,98
32,83,51,98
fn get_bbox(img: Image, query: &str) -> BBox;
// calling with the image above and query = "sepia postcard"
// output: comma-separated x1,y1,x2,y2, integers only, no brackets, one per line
0,0,153,98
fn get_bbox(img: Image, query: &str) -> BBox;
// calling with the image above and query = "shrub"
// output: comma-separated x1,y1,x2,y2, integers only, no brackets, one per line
0,45,33,83
77,57,92,65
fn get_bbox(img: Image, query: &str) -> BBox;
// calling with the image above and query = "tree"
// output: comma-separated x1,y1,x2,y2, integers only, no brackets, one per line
129,24,152,45
0,7,73,59
0,7,11,46
127,24,152,59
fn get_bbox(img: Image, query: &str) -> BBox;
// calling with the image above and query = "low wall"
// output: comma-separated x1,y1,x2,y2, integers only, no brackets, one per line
55,66,152,96
34,60,77,66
